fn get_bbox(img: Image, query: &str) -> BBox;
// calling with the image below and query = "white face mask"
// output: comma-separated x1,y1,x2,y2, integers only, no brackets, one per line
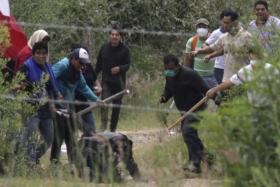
197,28,208,37
250,60,261,67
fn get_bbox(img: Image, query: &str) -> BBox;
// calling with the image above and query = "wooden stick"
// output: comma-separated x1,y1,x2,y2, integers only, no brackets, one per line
168,96,208,131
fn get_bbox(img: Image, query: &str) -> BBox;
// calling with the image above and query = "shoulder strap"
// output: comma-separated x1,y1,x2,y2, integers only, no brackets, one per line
191,36,198,51
236,71,246,83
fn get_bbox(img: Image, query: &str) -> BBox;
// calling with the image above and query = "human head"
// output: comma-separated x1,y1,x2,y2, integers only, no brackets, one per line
32,41,48,65
195,18,209,38
28,29,50,49
70,48,91,70
163,54,180,77
220,10,229,20
254,0,269,21
109,26,123,46
222,11,239,33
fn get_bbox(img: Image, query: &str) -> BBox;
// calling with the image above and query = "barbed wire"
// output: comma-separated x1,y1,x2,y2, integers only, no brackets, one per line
1,20,194,37
2,93,181,114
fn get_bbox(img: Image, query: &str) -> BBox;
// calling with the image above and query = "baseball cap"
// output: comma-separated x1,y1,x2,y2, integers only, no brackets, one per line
195,18,209,27
71,48,91,64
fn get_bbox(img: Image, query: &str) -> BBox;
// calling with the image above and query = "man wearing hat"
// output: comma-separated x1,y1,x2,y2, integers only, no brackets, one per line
191,11,252,83
50,48,105,165
183,18,218,88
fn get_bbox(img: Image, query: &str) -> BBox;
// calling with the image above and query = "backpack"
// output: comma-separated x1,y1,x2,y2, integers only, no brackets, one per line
189,36,198,69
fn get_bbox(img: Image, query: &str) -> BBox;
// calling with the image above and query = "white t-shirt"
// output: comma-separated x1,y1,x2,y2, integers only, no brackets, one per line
205,28,225,69
230,63,279,107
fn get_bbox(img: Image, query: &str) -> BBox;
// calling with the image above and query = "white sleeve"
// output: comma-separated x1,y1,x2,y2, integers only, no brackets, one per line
230,74,243,85
230,68,247,85
205,30,220,45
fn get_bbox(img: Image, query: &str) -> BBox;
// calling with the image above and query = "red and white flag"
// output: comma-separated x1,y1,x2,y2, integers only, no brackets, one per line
0,0,27,61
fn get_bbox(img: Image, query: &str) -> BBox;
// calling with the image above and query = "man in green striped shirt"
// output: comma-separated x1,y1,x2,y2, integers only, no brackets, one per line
183,18,218,88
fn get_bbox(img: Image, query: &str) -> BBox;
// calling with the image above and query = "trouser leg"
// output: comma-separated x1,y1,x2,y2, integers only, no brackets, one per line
181,114,204,167
109,81,124,132
214,68,224,85
124,138,141,181
21,116,40,163
110,97,123,131
36,118,54,159
64,116,77,164
81,112,96,136
99,82,111,132
50,114,65,163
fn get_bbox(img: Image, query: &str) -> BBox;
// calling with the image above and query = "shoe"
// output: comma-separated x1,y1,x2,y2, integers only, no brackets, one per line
201,153,216,169
110,129,116,132
183,164,201,173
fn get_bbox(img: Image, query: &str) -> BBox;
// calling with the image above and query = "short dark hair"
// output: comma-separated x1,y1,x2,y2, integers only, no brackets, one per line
220,10,230,20
224,11,239,22
32,41,48,55
163,54,179,65
254,0,268,10
42,35,51,42
109,26,123,37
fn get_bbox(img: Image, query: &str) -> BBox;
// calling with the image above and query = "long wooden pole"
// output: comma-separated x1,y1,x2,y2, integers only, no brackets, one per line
168,96,208,131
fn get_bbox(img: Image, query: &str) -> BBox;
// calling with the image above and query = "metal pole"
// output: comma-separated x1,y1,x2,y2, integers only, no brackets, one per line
76,89,130,116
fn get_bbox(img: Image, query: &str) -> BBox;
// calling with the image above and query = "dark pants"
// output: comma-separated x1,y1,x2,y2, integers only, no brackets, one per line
214,68,224,84
181,113,205,167
50,113,77,164
100,81,124,132
22,116,54,163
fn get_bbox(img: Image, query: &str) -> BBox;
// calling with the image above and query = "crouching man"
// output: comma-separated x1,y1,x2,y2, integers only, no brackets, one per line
72,132,141,183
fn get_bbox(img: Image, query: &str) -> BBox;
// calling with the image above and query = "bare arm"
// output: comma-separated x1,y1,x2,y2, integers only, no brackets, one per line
191,46,215,57
204,48,224,63
183,53,192,67
206,80,233,98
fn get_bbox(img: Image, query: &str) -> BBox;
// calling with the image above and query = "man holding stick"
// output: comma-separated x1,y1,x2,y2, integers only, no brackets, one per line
158,54,214,173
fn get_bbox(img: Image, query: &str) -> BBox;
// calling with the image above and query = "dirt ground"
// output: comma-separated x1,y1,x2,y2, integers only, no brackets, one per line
113,129,222,187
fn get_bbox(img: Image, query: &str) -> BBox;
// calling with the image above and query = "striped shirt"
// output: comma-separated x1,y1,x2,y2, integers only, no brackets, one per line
186,36,215,76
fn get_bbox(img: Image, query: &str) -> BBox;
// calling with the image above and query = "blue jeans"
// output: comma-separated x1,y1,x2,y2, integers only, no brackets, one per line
202,75,218,88
214,68,224,84
81,112,96,134
22,116,54,163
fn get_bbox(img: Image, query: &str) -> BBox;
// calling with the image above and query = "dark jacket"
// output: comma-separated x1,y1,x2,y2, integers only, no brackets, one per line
75,64,97,112
161,65,211,113
19,57,60,118
95,42,130,83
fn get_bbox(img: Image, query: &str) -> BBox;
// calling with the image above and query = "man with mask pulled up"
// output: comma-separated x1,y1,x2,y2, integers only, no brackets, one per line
183,18,218,88
191,11,252,83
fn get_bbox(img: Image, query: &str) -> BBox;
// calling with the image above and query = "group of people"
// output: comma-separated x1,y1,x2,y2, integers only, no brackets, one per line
159,0,280,173
9,26,131,172
2,0,279,180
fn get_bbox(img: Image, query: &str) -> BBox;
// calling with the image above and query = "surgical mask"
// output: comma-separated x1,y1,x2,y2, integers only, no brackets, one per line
229,27,235,34
165,70,176,77
197,28,208,37
250,60,261,67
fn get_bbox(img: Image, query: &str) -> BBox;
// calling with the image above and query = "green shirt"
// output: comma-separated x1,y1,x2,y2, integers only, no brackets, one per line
186,36,215,76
